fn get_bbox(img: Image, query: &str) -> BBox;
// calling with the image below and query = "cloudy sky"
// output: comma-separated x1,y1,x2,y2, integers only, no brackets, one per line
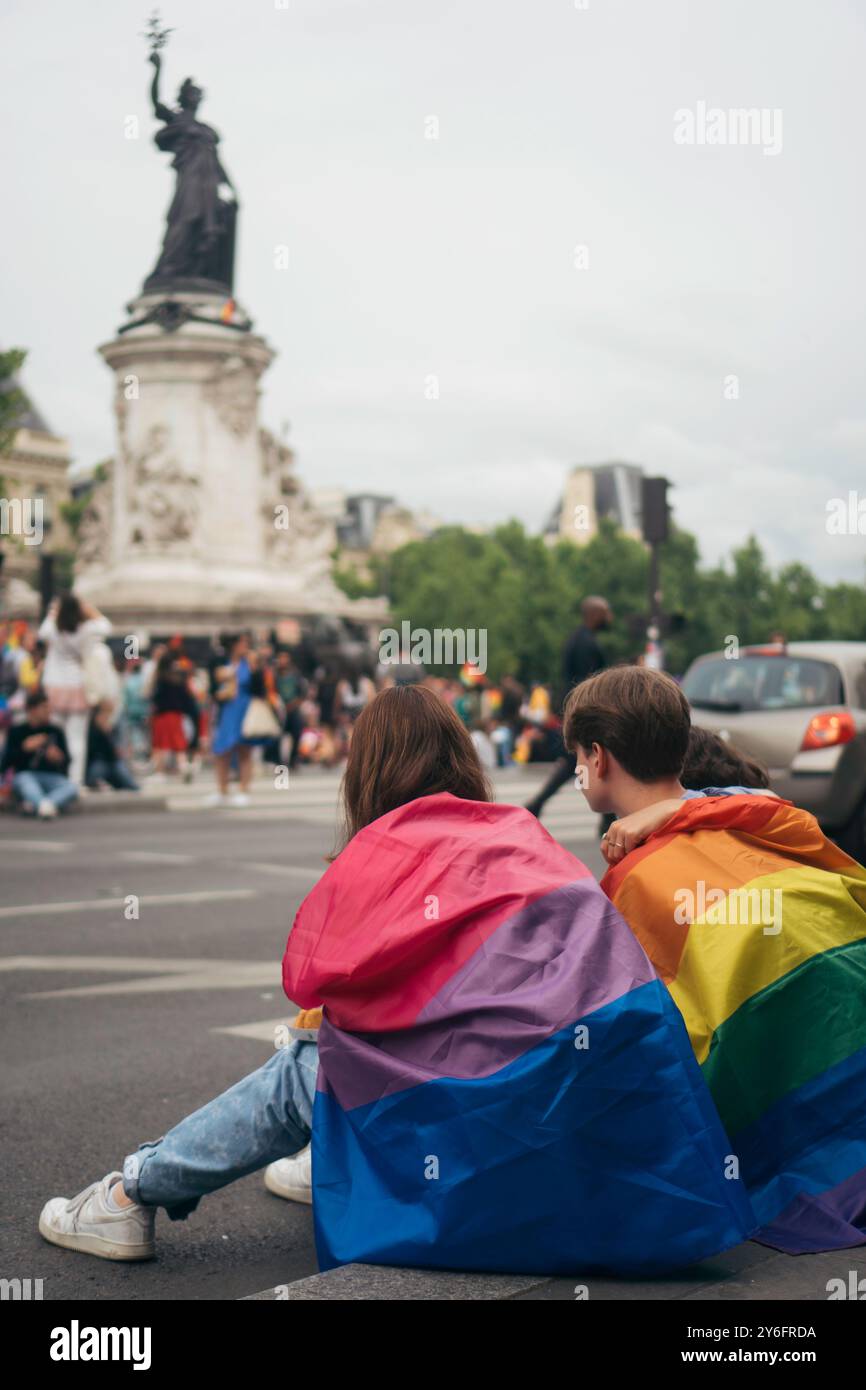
3,0,866,581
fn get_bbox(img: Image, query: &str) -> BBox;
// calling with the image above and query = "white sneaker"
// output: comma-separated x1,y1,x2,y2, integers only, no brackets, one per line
204,792,228,808
39,1171,155,1261
230,792,251,808
264,1145,312,1204
37,799,58,819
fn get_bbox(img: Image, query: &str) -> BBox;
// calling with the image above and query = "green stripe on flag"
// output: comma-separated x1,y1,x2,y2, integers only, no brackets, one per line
702,936,866,1136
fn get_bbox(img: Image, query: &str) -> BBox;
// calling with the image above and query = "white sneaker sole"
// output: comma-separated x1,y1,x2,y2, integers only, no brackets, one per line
263,1168,313,1205
38,1211,155,1261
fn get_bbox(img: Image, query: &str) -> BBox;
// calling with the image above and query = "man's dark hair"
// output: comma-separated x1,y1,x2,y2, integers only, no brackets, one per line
26,687,49,711
562,665,690,782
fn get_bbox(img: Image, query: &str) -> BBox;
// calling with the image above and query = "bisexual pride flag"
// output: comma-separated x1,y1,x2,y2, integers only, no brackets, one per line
283,793,753,1275
602,793,866,1253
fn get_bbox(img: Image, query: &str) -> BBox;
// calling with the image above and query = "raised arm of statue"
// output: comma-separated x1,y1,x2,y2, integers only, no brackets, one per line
148,51,174,124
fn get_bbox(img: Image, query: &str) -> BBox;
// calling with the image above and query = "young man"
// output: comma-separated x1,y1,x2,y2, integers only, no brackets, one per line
563,665,866,1255
1,688,78,818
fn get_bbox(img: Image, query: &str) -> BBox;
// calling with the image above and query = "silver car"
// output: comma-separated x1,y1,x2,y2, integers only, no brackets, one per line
680,642,866,863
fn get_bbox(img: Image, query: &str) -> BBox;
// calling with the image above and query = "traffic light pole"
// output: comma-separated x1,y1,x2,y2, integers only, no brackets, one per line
645,539,664,669
640,476,670,671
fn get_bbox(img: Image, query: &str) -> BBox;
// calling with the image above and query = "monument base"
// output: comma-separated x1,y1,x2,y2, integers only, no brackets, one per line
75,291,386,638
74,557,385,637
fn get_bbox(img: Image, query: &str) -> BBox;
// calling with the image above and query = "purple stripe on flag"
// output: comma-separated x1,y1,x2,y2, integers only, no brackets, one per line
316,879,655,1110
755,1164,866,1254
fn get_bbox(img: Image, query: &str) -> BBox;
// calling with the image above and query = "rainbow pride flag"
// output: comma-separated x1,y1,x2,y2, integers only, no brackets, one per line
602,793,866,1253
283,793,753,1274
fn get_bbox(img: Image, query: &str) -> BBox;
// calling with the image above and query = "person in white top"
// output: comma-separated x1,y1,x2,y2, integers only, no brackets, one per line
39,594,111,786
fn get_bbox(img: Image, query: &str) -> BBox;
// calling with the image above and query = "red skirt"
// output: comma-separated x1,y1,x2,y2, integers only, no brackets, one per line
151,711,188,752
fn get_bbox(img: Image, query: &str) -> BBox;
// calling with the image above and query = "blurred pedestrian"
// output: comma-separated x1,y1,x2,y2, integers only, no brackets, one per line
86,701,141,792
210,635,257,807
525,596,612,819
0,687,78,818
273,650,308,772
150,651,197,781
38,594,111,786
122,660,151,762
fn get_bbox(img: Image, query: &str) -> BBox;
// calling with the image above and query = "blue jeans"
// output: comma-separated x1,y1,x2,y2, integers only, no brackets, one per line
87,758,140,791
121,1040,318,1219
13,770,78,811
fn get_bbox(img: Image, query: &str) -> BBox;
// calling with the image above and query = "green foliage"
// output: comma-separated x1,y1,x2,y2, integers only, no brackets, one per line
60,463,110,539
0,348,28,456
368,519,866,682
331,547,385,600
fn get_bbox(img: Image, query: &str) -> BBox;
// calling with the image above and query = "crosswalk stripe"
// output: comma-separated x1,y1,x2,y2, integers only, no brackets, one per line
0,840,74,853
242,862,325,881
118,851,196,864
212,1017,288,1044
0,888,257,920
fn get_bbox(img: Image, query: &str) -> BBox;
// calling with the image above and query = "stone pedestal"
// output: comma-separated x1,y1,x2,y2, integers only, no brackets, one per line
74,292,384,635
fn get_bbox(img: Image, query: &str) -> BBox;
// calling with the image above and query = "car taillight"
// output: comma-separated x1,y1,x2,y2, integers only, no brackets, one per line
800,711,857,750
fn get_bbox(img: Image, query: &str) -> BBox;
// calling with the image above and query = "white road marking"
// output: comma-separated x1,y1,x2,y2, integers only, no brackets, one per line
0,840,74,853
222,809,339,824
242,861,324,880
212,1017,289,1044
0,888,257,920
117,850,196,864
0,953,279,999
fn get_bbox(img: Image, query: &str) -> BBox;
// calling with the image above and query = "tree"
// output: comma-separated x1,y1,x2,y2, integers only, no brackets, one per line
0,348,28,457
359,518,866,683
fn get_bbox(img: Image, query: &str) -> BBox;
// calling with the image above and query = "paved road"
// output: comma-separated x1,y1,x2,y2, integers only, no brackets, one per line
0,765,604,1301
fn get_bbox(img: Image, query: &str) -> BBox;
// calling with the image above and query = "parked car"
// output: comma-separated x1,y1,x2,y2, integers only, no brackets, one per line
680,642,866,863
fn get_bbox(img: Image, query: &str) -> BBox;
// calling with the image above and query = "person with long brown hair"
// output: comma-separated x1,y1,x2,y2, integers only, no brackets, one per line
39,685,751,1276
38,686,493,1260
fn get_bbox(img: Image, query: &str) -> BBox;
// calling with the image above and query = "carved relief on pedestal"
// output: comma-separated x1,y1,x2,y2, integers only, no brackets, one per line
76,464,114,568
203,359,258,437
258,427,337,590
127,423,200,550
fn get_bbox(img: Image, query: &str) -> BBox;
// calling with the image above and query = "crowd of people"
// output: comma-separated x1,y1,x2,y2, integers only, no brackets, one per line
0,593,579,819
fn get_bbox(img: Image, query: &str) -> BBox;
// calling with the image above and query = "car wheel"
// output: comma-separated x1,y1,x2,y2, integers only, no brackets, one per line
833,793,866,866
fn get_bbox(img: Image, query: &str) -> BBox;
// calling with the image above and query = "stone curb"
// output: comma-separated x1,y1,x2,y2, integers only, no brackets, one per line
242,1264,550,1301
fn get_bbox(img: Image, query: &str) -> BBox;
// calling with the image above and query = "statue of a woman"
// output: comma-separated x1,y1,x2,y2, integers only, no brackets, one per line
143,51,239,294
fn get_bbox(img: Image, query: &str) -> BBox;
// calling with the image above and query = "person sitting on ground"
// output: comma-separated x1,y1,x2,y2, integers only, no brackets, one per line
563,665,866,1255
0,687,78,819
38,685,751,1274
85,701,141,792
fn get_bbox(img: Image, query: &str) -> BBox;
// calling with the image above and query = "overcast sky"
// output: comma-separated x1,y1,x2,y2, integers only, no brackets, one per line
3,0,866,582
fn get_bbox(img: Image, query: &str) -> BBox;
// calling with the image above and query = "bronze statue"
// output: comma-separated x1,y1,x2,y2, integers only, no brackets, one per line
143,42,239,295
